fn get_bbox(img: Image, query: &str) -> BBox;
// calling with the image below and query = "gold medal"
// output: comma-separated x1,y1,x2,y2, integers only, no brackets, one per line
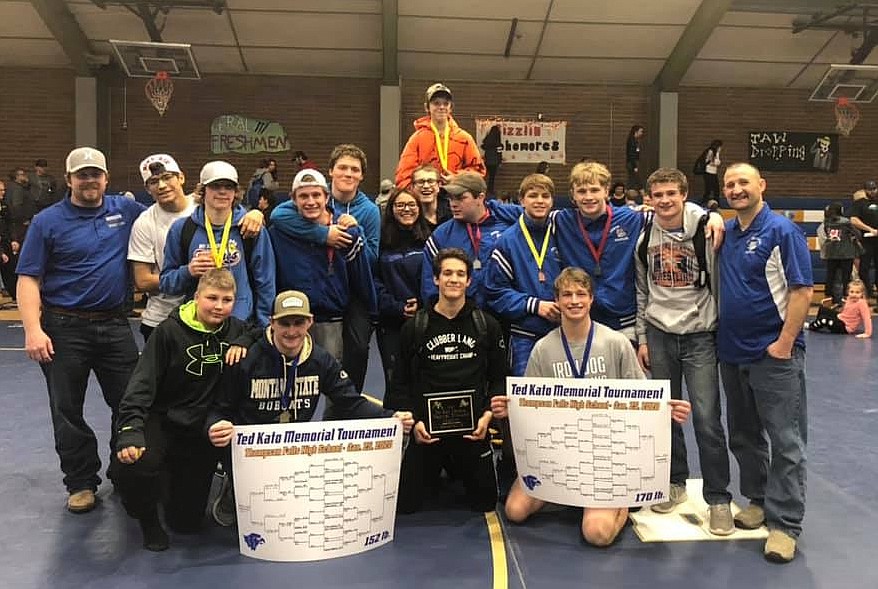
279,410,291,424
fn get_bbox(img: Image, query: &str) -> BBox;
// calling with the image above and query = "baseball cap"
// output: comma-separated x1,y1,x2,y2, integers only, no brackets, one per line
200,161,238,186
379,178,394,196
291,168,328,193
865,180,877,190
443,171,487,198
272,290,313,320
139,154,182,183
425,82,452,103
66,147,108,174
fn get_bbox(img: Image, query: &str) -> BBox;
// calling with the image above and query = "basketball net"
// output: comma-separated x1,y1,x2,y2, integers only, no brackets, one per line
145,71,173,116
834,97,860,136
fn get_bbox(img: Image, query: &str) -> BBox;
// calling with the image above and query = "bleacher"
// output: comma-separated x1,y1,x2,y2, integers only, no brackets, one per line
718,196,838,285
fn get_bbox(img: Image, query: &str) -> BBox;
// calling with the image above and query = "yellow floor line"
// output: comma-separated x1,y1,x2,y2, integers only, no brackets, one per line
485,511,508,589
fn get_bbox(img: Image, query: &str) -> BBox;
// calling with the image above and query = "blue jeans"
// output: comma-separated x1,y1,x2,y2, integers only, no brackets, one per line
40,311,139,492
720,348,808,537
646,326,731,504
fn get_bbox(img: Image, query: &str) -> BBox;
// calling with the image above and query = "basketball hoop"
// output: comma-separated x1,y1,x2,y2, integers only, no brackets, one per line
834,97,860,136
145,71,173,116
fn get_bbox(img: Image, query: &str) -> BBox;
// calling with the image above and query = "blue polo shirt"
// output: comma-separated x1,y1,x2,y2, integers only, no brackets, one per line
717,203,813,364
17,196,145,310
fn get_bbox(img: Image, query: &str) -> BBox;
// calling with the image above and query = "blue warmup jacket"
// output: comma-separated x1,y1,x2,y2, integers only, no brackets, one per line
269,204,376,322
375,232,424,327
270,190,380,265
160,205,275,326
485,214,562,338
421,200,522,308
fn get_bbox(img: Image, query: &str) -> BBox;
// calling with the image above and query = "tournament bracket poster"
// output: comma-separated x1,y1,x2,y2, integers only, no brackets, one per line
231,417,404,561
507,377,671,508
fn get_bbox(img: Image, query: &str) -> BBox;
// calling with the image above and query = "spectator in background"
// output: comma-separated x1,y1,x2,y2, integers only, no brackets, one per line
625,125,645,190
850,179,878,299
292,150,318,172
817,201,860,305
375,178,394,213
246,158,280,209
609,182,627,207
256,189,276,227
808,278,871,338
535,161,550,175
375,187,431,403
0,179,17,300
481,124,503,197
29,158,59,212
7,167,36,243
395,82,485,188
700,140,723,204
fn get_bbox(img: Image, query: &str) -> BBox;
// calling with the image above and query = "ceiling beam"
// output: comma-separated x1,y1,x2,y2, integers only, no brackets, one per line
135,2,164,41
382,0,398,85
30,0,96,76
652,0,734,92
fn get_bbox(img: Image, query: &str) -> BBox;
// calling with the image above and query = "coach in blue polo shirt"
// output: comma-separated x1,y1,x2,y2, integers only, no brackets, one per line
717,162,812,564
17,147,145,514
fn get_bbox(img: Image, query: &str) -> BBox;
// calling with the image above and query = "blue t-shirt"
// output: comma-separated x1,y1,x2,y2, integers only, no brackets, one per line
717,203,813,363
17,196,145,310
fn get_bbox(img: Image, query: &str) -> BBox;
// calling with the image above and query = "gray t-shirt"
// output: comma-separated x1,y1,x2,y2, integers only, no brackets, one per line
525,322,645,380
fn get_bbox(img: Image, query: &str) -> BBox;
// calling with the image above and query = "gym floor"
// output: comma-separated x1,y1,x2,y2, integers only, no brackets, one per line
0,316,874,589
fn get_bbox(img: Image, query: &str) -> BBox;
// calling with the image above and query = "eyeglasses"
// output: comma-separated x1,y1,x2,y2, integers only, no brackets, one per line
146,172,178,187
73,169,105,180
393,201,418,211
413,178,438,186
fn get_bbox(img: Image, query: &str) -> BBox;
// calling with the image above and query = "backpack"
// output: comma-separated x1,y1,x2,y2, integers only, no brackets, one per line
692,149,709,175
637,214,711,291
246,174,265,209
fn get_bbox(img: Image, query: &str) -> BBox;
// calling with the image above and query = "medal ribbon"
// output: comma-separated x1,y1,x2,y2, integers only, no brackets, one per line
576,205,613,272
560,322,595,379
204,212,233,269
466,209,491,261
430,122,450,173
325,215,335,268
519,215,551,275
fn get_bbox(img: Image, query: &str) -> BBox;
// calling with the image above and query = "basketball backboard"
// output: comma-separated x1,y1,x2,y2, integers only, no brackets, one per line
109,39,201,79
809,64,878,103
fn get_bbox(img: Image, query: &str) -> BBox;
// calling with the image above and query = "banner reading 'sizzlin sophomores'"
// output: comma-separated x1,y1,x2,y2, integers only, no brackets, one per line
507,377,671,509
475,119,567,164
231,418,403,562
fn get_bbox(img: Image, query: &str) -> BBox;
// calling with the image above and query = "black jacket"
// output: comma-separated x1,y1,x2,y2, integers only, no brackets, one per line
207,330,389,429
390,301,507,422
116,302,258,450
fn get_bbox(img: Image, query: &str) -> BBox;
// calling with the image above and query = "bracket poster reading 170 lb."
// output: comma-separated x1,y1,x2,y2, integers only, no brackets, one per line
231,417,403,562
507,377,671,509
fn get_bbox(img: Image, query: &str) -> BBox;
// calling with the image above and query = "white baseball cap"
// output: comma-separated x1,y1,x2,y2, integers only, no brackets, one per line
66,147,108,174
139,154,182,183
291,168,328,193
200,161,238,185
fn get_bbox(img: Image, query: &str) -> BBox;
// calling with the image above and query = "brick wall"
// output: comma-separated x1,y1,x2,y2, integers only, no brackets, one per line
2,67,875,201
106,73,382,195
0,68,75,183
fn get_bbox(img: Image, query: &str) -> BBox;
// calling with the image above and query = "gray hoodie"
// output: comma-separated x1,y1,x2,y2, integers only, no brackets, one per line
634,209,718,344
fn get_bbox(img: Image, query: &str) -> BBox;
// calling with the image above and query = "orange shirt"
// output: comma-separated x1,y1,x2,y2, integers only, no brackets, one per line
395,115,486,188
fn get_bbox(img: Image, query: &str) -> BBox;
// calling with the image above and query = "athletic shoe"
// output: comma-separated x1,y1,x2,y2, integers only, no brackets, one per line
139,513,169,552
651,484,687,514
708,503,734,536
67,489,96,513
764,529,796,563
734,503,765,529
